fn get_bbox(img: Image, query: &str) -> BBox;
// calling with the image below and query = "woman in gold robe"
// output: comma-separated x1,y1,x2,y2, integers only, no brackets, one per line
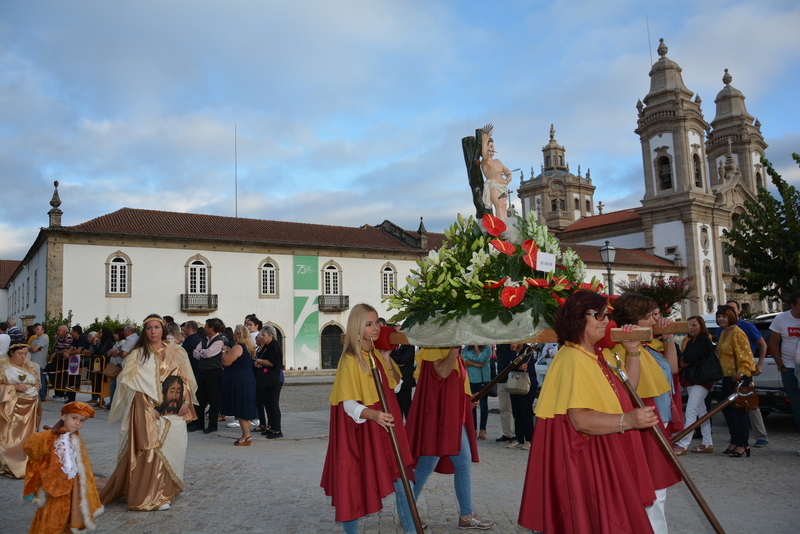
1,343,43,478
100,314,197,511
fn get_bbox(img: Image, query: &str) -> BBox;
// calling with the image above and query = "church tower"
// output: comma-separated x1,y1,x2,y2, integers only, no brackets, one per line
705,68,768,196
517,125,595,232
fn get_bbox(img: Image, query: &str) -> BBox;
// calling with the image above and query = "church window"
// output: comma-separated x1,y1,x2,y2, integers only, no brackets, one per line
755,172,763,189
545,156,551,167
259,259,279,297
721,243,731,273
693,155,702,187
559,199,566,211
323,263,341,295
551,199,557,212
106,252,132,298
585,200,590,212
658,156,672,190
574,198,579,210
559,156,563,166
381,264,396,297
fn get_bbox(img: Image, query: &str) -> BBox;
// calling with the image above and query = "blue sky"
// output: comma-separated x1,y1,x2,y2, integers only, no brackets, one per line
1,0,798,259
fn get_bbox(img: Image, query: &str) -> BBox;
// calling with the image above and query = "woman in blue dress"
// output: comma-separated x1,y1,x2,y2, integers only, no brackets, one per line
220,324,258,445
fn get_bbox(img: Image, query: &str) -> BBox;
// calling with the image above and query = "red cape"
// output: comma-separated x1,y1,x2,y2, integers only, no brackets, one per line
320,357,414,522
519,356,657,534
405,357,479,474
640,394,681,491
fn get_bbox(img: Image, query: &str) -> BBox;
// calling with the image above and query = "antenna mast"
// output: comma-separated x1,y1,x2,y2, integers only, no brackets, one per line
235,125,238,218
646,14,653,66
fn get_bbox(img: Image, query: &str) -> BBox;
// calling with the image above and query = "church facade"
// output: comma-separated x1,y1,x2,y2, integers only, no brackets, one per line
518,39,772,317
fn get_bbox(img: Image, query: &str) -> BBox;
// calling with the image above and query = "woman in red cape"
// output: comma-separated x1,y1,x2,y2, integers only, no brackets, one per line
320,303,416,534
406,347,494,530
519,290,660,534
610,295,682,533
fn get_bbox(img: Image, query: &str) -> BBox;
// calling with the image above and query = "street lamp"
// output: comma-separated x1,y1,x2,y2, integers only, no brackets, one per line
599,240,616,296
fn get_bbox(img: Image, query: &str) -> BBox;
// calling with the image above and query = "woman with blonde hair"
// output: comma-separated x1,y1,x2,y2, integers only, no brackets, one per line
220,324,258,445
0,344,42,478
321,303,416,534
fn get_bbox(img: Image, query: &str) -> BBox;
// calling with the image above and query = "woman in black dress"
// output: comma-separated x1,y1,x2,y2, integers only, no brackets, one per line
220,325,258,445
255,326,283,439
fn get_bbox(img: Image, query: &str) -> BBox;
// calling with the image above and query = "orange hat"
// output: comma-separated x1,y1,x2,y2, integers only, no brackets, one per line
61,401,95,419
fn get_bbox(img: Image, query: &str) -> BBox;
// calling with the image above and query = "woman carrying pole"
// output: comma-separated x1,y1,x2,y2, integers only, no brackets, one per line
321,303,417,534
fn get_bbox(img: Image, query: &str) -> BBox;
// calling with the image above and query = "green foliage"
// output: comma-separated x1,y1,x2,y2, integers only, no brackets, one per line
41,310,74,353
84,315,139,335
615,272,696,318
723,154,800,302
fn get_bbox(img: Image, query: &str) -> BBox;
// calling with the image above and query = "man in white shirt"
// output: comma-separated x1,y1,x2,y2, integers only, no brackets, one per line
0,322,10,356
768,292,800,454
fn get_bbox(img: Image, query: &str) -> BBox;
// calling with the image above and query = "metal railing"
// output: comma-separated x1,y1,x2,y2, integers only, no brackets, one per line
318,294,349,311
181,293,218,311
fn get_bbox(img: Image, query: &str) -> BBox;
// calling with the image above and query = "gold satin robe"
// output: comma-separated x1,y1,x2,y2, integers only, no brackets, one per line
100,342,197,510
0,359,42,478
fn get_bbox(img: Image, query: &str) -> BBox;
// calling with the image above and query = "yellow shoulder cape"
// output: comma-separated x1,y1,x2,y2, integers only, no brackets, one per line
534,344,622,419
603,343,670,399
328,349,400,406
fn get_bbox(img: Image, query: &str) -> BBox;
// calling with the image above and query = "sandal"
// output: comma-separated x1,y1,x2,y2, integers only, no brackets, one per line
234,436,252,446
691,444,714,453
673,446,687,456
721,446,735,455
254,425,267,433
477,430,486,441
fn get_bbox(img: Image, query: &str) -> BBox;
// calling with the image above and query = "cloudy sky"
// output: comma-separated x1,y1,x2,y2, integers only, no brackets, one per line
1,0,798,259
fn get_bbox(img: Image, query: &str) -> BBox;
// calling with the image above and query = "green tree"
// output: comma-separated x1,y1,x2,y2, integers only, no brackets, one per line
615,272,696,318
723,154,800,303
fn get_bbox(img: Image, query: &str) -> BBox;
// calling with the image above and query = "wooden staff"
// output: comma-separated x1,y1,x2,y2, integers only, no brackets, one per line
670,384,755,446
609,353,726,534
365,342,424,534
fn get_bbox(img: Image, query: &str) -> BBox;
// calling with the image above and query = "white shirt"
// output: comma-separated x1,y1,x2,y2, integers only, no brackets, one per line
769,310,800,368
0,333,10,356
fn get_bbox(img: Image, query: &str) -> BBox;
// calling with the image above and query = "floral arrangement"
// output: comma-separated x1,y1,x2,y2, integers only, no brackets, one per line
616,272,696,318
386,210,604,337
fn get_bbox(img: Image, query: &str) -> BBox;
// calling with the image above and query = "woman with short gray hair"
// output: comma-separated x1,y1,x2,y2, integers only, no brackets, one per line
254,326,283,438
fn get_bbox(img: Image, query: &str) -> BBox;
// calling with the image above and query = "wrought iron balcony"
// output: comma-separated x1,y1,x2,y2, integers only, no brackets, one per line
181,293,218,312
318,294,349,312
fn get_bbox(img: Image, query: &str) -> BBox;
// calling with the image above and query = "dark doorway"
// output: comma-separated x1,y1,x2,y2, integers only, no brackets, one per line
321,324,344,369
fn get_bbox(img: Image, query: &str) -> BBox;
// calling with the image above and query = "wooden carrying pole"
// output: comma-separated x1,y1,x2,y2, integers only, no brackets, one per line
670,384,755,446
610,353,726,534
366,348,424,534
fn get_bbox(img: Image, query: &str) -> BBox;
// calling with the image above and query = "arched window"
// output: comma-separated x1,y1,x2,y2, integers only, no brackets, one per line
187,258,209,294
585,199,591,212
558,155,563,166
259,258,279,297
323,264,341,295
658,156,672,190
559,199,566,211
381,264,396,297
755,172,763,189
693,154,703,187
105,251,132,297
545,156,551,167
574,198,579,210
551,199,557,212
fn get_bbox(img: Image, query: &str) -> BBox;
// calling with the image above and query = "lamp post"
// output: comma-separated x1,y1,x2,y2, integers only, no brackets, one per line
599,240,616,296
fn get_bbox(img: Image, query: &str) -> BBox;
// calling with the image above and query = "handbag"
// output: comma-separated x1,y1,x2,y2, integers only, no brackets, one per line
102,363,122,378
685,347,723,384
730,339,759,413
506,371,530,395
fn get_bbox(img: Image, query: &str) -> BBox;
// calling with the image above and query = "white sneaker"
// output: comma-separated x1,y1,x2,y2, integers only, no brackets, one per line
157,503,170,511
226,420,240,428
507,440,521,449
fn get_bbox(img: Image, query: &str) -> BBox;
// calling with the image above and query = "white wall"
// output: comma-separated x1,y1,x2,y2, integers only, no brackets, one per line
579,232,646,250
652,221,686,258
60,243,421,369
6,243,47,325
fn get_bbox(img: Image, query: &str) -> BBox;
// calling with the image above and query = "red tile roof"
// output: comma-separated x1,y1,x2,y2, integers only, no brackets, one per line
57,208,444,252
0,260,22,288
561,243,675,268
561,209,641,233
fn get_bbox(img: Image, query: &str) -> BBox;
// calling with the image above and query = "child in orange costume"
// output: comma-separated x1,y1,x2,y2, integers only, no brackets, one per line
23,401,103,534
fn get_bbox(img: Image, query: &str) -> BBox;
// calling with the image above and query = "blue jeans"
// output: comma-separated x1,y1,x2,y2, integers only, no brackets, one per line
783,368,800,432
414,425,472,516
341,478,416,534
470,382,489,431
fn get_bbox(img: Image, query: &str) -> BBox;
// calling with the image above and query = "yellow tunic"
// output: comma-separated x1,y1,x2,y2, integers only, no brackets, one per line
602,342,670,400
413,347,471,396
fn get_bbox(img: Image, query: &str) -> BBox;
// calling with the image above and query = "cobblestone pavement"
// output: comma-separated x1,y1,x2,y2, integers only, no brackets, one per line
2,383,799,533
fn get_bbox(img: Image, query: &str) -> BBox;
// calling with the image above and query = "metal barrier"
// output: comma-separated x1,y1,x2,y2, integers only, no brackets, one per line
44,353,110,406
